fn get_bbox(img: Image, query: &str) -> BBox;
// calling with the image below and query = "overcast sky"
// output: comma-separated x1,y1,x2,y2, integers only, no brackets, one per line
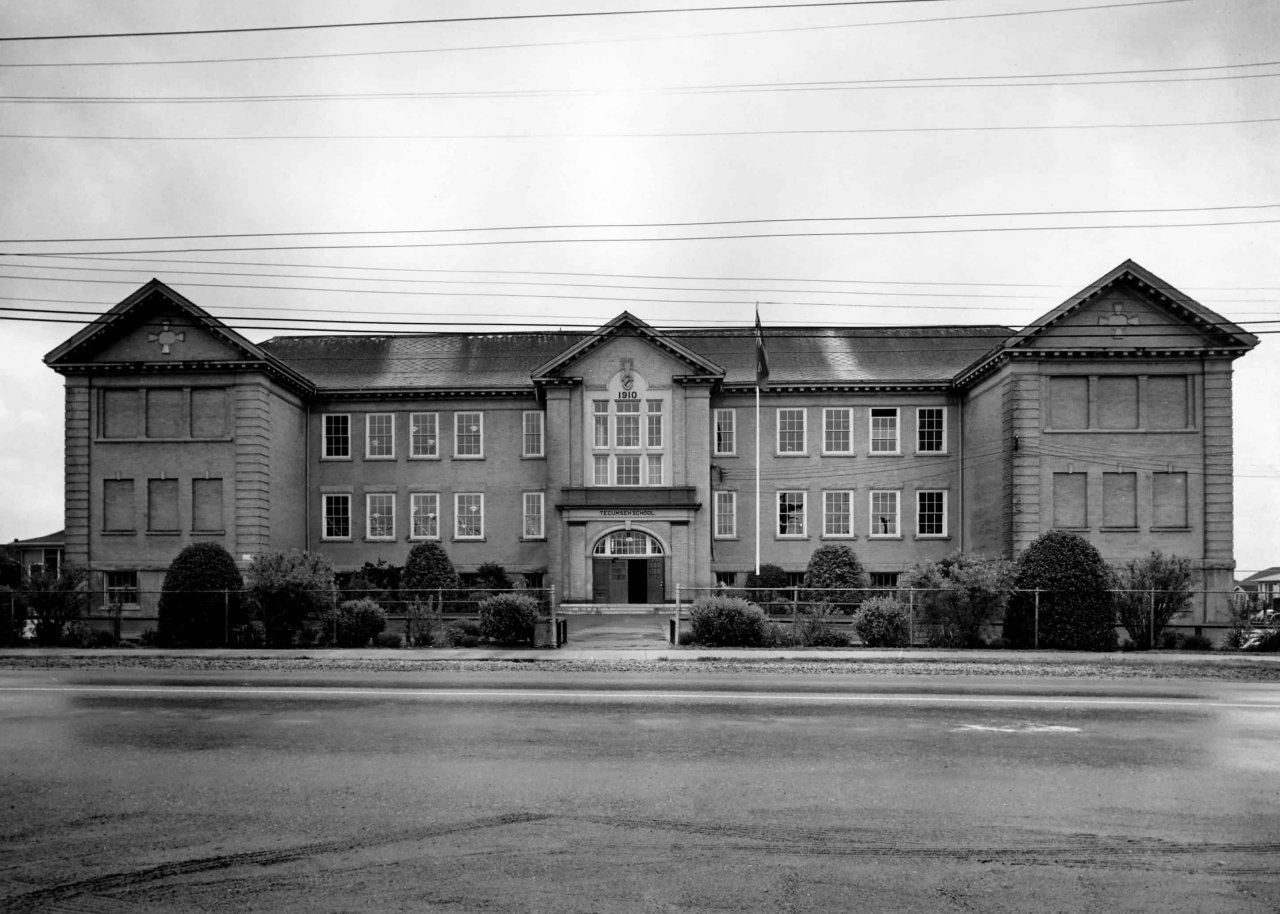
1,0,1276,575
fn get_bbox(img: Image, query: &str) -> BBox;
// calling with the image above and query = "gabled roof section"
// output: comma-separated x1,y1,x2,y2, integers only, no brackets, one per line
531,311,725,381
44,279,313,393
957,260,1260,386
1238,567,1280,588
9,530,64,548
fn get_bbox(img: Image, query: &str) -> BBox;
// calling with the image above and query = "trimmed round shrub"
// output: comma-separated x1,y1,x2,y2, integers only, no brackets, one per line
1004,531,1117,651
803,544,868,613
374,631,404,649
854,597,910,647
158,543,244,647
244,550,336,648
320,598,387,647
745,563,790,609
478,593,541,645
689,596,769,647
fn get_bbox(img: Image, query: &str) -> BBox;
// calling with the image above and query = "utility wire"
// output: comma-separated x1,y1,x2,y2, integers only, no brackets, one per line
6,116,1278,141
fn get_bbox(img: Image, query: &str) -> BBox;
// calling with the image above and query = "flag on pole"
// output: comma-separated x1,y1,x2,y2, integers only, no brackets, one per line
754,307,770,389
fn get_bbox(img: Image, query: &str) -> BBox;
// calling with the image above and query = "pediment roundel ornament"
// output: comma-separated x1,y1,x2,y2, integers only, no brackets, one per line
147,320,186,355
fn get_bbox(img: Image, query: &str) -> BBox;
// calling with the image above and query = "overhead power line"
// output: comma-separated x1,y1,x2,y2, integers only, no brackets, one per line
0,1,969,43
0,0,1195,66
6,115,1278,141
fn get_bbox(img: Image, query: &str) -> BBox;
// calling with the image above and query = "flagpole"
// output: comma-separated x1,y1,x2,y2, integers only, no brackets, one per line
755,380,761,576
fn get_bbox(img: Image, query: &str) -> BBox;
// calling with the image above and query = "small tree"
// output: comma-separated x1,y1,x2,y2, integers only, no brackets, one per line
244,550,336,647
402,542,461,612
1112,551,1194,649
1004,531,1116,651
24,565,89,646
900,552,1015,648
158,543,245,647
803,544,869,613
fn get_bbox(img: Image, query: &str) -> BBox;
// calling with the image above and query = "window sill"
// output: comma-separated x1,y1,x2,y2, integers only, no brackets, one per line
868,535,903,541
363,455,396,462
1052,525,1090,532
774,535,811,541
320,537,353,543
774,452,809,458
821,452,855,458
101,530,137,536
820,534,857,540
320,456,352,462
913,534,951,541
1150,526,1192,532
363,537,397,544
145,530,180,536
520,536,547,542
521,455,547,461
452,537,487,543
713,536,739,541
1043,428,1195,434
408,455,441,461
915,450,949,457
868,452,903,458
451,455,486,461
191,530,227,536
96,436,234,444
1099,526,1140,532
408,536,441,542
714,452,738,458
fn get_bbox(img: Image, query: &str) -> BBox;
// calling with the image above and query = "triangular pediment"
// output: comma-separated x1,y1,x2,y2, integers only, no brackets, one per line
44,280,312,390
531,311,724,381
1007,260,1258,353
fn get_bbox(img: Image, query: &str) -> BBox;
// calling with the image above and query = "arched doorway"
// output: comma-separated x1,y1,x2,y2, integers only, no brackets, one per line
591,530,665,604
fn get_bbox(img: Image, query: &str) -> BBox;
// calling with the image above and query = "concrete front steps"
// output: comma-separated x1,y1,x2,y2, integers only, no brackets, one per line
556,603,674,615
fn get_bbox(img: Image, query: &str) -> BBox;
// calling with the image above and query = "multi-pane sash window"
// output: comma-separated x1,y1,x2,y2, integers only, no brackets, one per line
715,491,737,538
777,408,806,454
917,490,946,536
593,400,610,448
455,412,483,457
615,400,641,448
366,493,395,540
323,493,351,539
646,400,663,448
410,492,439,539
714,409,736,455
823,490,853,537
323,414,350,459
593,455,609,486
523,492,545,538
869,490,900,536
823,408,852,455
870,408,900,454
410,413,438,458
366,413,394,458
777,491,807,536
522,411,545,457
916,407,945,453
455,493,484,538
616,455,641,486
647,455,664,486
105,571,139,606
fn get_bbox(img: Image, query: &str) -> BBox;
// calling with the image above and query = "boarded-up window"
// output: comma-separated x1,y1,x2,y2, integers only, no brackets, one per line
103,479,135,531
148,478,179,531
1153,472,1188,527
1053,473,1087,528
192,478,223,531
191,388,228,438
102,389,139,438
1048,377,1088,429
1102,472,1137,528
1147,376,1189,429
146,389,185,438
1097,377,1138,429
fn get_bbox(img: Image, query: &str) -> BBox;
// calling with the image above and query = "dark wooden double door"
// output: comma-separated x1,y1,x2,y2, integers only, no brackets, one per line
592,557,664,604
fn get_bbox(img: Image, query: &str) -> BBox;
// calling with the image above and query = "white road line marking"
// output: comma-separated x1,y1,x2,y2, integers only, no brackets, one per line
1,685,1279,710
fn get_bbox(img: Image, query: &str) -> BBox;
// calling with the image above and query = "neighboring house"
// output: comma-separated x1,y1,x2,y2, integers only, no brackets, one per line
43,260,1257,623
10,530,64,580
1236,567,1280,608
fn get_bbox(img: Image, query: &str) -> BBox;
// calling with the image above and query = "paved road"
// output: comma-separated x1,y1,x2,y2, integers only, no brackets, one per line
2,669,1278,913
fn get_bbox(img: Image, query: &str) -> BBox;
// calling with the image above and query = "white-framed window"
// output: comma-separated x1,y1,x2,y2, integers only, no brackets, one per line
823,490,853,537
323,414,350,459
616,455,641,486
522,411,545,457
615,400,641,448
105,570,139,607
714,408,736,455
777,490,807,537
455,493,484,539
366,413,394,459
410,412,438,458
410,492,439,540
647,455,664,486
647,400,663,448
366,493,395,540
916,407,946,453
917,490,947,537
777,408,806,454
823,407,852,455
322,493,351,539
869,490,900,537
593,400,610,449
870,407,900,454
593,455,610,486
523,492,545,539
454,412,483,458
715,491,737,538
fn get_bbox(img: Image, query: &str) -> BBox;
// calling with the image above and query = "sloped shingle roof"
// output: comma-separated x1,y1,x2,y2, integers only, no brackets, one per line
259,325,1012,392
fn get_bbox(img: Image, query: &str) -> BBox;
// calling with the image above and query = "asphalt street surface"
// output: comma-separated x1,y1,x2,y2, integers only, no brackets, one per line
2,667,1278,912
